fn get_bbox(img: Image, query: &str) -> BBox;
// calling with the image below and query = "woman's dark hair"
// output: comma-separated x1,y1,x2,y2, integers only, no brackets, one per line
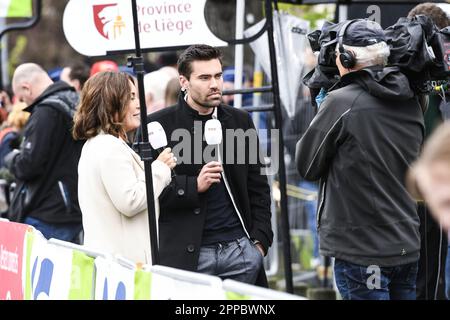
177,44,223,79
73,71,135,141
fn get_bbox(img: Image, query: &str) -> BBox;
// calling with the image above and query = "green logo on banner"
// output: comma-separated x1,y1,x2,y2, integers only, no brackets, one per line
68,251,95,300
225,291,251,300
134,269,152,300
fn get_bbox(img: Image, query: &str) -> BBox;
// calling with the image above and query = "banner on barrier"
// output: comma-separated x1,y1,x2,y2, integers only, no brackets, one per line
149,265,225,300
94,257,135,300
24,235,95,300
0,221,32,300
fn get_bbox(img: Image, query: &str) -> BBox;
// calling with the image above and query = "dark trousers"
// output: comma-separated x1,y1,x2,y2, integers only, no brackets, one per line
416,203,448,300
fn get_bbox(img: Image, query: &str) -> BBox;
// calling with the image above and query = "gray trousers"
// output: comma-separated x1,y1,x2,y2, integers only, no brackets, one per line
197,236,264,285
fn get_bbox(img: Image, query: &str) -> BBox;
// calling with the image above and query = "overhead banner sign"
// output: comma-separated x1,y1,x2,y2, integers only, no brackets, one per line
0,0,32,18
63,0,227,56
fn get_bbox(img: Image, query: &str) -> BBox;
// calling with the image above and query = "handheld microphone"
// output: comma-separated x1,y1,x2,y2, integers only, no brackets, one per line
204,119,222,145
204,119,222,164
148,121,176,177
147,121,167,150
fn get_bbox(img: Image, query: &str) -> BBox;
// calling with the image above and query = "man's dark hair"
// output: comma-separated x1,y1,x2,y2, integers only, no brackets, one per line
69,62,90,90
177,44,222,79
408,2,450,29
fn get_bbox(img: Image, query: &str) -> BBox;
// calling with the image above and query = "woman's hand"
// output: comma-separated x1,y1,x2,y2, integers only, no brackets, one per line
157,147,176,169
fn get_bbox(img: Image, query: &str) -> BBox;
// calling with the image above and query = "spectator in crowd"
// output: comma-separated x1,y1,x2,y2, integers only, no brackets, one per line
60,61,90,93
408,122,450,231
0,102,29,168
47,67,64,82
89,60,119,77
407,122,450,299
164,77,181,107
143,44,273,286
221,67,253,107
407,2,450,300
0,88,14,113
5,63,83,244
73,71,175,263
144,67,178,114
296,20,423,299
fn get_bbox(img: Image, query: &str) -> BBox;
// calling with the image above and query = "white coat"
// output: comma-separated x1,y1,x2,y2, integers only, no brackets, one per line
77,133,171,264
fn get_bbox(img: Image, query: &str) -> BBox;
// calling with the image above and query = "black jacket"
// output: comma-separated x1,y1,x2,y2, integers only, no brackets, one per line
295,67,424,267
144,95,273,283
9,82,83,224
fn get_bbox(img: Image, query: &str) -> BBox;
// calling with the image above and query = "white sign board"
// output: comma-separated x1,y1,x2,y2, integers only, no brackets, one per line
63,0,227,56
94,257,135,300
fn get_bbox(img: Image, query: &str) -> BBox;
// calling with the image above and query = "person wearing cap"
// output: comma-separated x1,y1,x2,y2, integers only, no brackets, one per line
89,60,119,77
296,19,424,299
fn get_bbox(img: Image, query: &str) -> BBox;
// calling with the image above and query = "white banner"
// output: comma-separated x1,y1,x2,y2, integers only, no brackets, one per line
63,0,227,56
27,236,76,300
149,265,225,300
94,257,135,300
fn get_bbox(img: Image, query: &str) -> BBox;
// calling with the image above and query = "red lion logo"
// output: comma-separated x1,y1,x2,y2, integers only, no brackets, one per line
93,4,118,39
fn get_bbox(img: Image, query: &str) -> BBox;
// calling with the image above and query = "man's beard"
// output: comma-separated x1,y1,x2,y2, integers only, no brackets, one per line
200,92,222,108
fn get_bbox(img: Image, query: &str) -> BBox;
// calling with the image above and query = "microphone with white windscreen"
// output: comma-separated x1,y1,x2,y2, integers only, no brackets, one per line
148,121,176,177
204,119,222,145
147,121,167,150
204,118,222,163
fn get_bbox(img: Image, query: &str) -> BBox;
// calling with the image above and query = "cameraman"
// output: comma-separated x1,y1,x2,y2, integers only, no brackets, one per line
295,19,424,300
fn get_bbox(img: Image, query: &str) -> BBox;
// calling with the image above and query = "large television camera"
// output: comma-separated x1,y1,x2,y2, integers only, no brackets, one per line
304,15,450,96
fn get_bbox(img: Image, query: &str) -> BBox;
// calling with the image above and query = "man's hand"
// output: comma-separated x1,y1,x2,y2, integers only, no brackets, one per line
197,161,222,193
255,242,265,256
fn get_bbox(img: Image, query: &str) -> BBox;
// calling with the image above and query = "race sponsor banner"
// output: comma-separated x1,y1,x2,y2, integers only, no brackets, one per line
0,220,32,300
134,266,151,300
94,257,135,300
68,250,95,300
150,265,225,300
0,0,32,18
24,235,96,300
63,0,227,56
222,279,304,300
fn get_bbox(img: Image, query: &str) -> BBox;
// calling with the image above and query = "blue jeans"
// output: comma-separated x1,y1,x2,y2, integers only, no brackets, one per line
299,180,319,258
197,236,264,285
24,216,83,244
334,259,418,300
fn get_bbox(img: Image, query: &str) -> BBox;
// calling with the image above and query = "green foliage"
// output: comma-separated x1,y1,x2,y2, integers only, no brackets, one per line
9,35,27,79
276,4,335,29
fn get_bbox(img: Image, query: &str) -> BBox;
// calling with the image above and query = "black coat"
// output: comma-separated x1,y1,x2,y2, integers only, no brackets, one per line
296,67,424,267
145,95,273,286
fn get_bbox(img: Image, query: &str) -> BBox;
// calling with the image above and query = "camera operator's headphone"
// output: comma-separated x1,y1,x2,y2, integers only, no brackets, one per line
338,20,359,69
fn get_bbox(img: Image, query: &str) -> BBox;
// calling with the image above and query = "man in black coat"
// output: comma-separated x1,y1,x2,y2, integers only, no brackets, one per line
145,45,273,286
6,63,83,244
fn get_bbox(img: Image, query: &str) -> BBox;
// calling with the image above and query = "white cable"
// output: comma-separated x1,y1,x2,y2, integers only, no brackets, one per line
434,220,443,300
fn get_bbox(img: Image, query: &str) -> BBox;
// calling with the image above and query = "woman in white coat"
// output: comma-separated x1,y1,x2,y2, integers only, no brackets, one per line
73,71,175,264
